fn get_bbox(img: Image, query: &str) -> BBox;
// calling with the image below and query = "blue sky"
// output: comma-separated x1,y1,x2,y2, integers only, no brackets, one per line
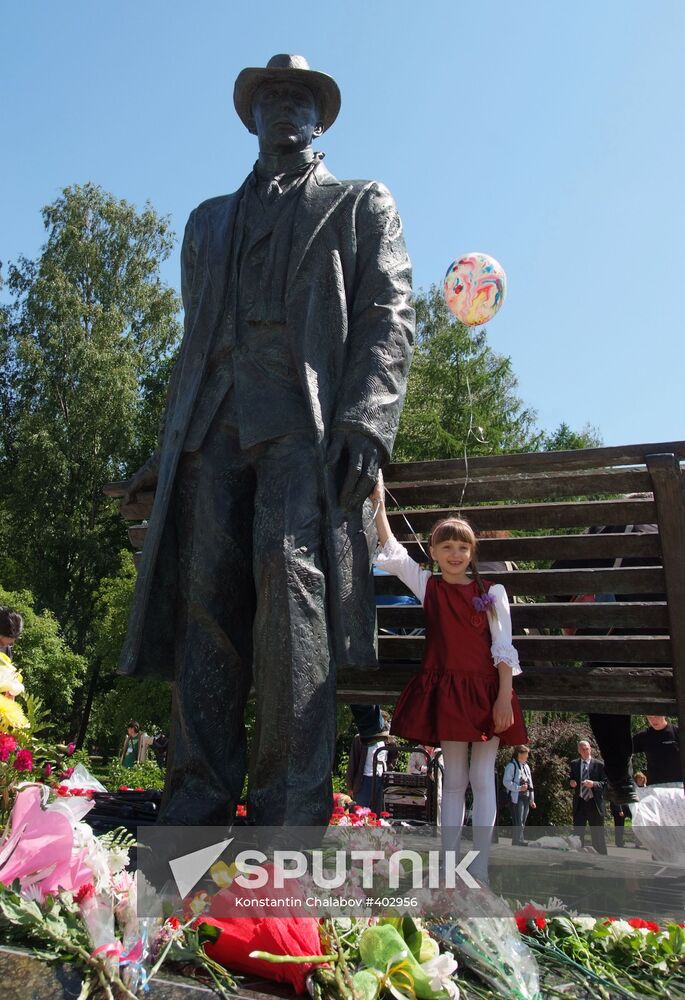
2,1,683,446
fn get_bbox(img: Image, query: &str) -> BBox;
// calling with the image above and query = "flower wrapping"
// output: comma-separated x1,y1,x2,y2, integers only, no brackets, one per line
201,916,324,993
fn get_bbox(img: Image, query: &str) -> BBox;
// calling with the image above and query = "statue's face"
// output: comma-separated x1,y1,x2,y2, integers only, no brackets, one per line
251,80,322,154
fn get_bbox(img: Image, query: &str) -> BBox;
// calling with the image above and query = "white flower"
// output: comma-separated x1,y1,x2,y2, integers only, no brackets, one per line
421,952,459,997
107,844,130,875
20,883,45,904
418,933,440,963
0,657,24,696
605,919,633,943
572,916,597,932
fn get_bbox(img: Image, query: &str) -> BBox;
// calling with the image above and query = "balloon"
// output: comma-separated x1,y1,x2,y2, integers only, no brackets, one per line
443,252,507,326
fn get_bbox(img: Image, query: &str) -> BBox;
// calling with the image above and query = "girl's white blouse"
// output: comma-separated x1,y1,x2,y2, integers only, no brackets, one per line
375,535,521,675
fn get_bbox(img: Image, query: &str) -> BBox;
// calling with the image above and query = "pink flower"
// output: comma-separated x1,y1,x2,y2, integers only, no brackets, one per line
0,733,18,761
66,742,76,756
13,749,33,772
61,767,74,779
43,763,53,777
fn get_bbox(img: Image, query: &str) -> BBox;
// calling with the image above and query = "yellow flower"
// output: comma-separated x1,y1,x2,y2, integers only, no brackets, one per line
210,859,242,888
0,693,29,730
188,891,210,917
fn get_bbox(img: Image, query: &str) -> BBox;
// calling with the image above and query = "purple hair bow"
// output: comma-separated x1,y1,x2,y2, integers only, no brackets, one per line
472,593,496,613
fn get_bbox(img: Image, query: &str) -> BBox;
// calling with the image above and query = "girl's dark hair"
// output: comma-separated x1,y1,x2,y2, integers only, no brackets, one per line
0,608,23,640
428,516,488,597
127,720,140,733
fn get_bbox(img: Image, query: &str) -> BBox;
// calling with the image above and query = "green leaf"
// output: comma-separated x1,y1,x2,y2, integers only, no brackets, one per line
196,921,221,945
352,968,381,1000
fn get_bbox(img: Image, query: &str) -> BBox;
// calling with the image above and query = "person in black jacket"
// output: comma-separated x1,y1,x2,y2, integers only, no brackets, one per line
569,740,608,854
632,716,681,785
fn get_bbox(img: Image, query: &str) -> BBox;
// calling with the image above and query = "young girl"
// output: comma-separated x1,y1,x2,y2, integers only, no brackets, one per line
372,474,527,882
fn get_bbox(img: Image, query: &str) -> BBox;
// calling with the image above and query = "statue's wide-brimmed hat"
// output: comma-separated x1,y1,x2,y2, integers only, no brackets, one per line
234,54,341,134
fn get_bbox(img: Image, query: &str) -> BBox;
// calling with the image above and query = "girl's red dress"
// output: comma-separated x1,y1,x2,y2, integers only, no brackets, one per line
390,576,527,746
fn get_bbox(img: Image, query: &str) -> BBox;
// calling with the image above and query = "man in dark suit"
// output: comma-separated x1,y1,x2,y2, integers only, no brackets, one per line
569,740,608,854
119,55,414,828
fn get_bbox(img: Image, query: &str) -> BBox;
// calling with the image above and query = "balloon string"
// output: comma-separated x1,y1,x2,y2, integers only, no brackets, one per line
383,486,431,562
458,368,475,511
363,330,486,559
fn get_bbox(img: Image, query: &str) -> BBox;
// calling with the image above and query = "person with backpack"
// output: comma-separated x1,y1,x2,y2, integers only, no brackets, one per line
503,744,536,846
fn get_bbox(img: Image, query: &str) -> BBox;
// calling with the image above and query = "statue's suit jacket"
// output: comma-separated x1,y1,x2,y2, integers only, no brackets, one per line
119,160,414,680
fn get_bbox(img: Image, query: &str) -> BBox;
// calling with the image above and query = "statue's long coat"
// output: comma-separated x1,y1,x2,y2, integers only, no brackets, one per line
119,161,414,680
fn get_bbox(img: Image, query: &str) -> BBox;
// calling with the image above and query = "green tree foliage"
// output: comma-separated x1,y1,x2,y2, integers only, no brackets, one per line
0,183,181,649
0,585,86,732
393,286,541,462
543,421,602,452
85,551,170,754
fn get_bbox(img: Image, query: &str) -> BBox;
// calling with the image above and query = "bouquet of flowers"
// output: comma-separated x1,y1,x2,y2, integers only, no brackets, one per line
514,901,685,999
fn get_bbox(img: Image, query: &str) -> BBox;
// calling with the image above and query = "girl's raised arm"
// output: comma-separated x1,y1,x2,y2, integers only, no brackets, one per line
371,472,431,603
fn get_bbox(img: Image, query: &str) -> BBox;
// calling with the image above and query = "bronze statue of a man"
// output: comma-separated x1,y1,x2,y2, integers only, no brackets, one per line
119,55,414,827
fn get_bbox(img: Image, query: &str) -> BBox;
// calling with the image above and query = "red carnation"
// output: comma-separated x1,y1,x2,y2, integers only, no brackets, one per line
0,733,18,761
74,883,96,904
13,748,33,772
515,902,547,934
628,918,660,933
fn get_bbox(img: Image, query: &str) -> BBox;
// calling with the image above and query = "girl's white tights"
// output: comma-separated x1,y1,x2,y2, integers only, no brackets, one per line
440,738,500,883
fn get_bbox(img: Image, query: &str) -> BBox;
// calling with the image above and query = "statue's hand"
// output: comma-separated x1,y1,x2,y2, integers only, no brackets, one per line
123,455,160,506
328,430,380,511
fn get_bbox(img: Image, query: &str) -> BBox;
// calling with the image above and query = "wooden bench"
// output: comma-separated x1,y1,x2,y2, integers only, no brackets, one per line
105,439,685,780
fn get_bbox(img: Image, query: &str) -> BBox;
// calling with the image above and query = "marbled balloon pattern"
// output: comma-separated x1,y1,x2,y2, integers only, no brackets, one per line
443,252,507,326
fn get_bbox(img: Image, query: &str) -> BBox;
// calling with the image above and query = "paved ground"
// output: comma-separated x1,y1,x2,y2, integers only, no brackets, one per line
360,825,685,921
488,835,684,920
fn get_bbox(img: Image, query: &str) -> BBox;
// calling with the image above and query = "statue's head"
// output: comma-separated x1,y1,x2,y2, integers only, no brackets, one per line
234,54,341,154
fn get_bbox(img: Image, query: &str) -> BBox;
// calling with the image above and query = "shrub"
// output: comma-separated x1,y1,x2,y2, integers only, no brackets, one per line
106,757,165,791
496,717,595,827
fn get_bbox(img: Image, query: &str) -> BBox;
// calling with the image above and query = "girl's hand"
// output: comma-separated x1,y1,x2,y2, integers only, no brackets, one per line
492,694,514,733
530,801,537,809
370,469,385,505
